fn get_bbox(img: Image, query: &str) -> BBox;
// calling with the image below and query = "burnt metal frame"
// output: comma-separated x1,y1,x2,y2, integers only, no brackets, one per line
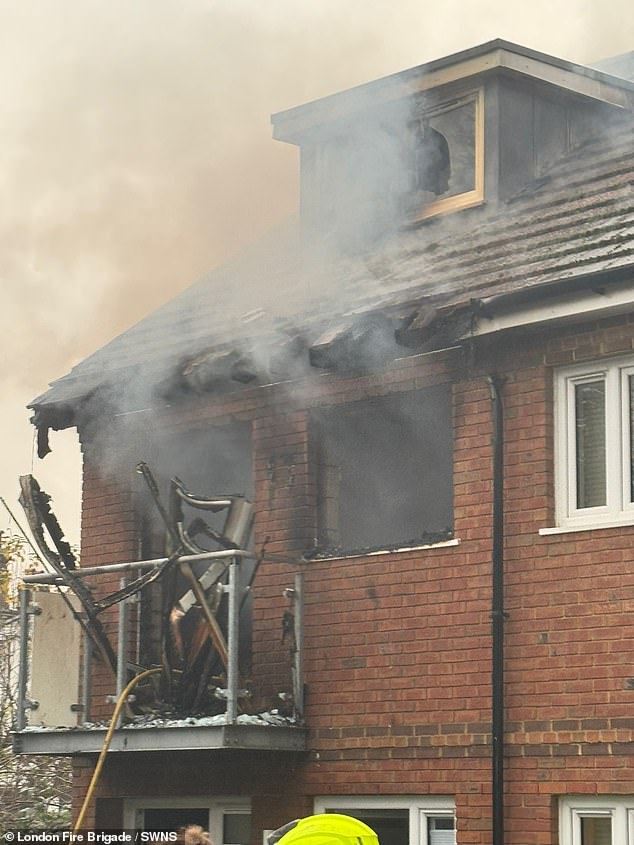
18,547,304,731
16,469,305,748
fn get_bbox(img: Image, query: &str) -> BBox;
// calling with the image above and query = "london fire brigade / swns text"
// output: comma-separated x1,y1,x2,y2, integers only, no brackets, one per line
7,833,178,843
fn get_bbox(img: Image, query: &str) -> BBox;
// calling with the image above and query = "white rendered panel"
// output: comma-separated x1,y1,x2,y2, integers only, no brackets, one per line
30,591,80,727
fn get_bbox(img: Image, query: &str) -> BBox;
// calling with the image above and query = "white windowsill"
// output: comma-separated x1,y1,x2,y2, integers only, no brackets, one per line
313,537,461,562
540,518,634,536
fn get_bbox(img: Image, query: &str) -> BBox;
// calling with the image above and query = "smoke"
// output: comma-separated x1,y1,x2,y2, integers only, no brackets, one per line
2,0,633,544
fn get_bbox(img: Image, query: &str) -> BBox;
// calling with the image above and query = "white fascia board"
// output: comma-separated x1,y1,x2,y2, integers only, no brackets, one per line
463,280,634,339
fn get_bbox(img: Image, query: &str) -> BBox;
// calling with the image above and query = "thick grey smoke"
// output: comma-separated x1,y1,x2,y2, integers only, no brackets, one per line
2,0,633,543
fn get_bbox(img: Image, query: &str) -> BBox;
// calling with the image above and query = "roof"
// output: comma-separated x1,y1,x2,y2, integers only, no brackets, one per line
594,50,634,83
272,39,634,143
31,107,634,443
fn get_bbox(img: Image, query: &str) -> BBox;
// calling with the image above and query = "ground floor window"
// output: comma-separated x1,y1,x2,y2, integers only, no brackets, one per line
123,797,251,841
559,796,634,844
314,796,456,845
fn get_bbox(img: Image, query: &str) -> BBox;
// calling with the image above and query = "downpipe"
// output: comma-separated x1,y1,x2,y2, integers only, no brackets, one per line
488,375,505,845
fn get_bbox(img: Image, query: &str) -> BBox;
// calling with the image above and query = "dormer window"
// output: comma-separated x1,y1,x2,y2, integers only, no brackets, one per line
406,89,484,220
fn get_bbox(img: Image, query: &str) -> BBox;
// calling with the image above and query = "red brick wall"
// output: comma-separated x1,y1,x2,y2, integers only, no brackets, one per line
79,440,138,721
72,319,634,844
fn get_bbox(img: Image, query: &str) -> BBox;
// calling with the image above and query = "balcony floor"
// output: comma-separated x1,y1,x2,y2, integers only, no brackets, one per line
13,722,308,756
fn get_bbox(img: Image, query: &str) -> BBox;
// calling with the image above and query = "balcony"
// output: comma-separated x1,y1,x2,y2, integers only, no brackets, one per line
13,548,307,757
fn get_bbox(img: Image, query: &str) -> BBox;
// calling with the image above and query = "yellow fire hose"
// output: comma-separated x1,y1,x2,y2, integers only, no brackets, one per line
74,667,162,832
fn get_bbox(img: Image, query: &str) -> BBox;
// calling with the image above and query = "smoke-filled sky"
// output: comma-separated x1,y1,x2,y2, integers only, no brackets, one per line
1,0,633,547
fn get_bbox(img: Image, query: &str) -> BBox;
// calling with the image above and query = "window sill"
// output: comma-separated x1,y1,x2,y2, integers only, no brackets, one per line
307,537,461,562
539,518,634,536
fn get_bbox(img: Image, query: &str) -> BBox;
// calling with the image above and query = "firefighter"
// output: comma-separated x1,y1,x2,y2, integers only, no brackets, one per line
267,814,380,845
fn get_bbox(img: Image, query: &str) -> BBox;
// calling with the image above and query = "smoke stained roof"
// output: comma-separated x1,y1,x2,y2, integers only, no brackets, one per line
30,108,634,421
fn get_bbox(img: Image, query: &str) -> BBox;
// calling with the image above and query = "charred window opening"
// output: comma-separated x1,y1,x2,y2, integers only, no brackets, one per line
138,424,253,557
311,386,453,556
136,423,254,687
403,91,483,219
413,123,451,196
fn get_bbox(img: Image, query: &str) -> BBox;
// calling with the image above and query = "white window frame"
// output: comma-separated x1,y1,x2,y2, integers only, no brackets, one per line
313,795,456,845
554,355,634,531
559,796,634,844
123,797,251,840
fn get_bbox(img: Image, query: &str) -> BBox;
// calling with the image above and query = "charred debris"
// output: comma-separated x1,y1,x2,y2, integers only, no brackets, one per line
18,469,303,726
30,293,467,461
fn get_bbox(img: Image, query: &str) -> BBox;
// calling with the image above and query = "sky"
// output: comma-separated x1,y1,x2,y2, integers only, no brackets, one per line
1,0,633,548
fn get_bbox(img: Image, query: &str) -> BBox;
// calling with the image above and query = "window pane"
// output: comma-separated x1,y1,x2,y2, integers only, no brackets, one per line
428,814,456,845
323,809,408,845
223,813,251,845
427,100,476,198
143,808,209,831
314,386,453,553
575,380,606,508
581,816,612,845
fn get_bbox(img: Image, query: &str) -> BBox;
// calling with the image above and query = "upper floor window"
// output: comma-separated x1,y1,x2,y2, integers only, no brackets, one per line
311,89,484,246
555,356,634,529
138,422,253,556
311,386,453,556
559,796,634,844
404,89,484,221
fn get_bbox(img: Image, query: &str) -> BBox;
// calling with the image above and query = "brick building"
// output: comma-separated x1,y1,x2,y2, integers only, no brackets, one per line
14,40,634,845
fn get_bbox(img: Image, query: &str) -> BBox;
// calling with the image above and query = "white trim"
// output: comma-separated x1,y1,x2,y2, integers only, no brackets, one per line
314,537,460,562
463,281,634,339
559,796,634,844
621,367,634,518
539,517,634,535
554,355,634,530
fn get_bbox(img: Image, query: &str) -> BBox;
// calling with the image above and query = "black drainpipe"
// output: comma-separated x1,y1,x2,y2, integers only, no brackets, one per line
488,375,505,845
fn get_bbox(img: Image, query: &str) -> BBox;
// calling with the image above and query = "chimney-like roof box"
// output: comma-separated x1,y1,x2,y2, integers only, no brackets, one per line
272,39,634,233
593,49,634,83
272,39,634,143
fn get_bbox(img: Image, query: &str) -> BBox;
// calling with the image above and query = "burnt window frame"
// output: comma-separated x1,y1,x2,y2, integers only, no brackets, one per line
412,88,485,222
309,386,454,559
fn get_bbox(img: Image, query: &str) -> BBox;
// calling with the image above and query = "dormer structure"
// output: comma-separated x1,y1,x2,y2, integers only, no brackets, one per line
272,39,634,239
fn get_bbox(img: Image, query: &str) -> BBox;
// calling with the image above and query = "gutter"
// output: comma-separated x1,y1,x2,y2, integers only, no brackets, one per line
488,375,505,845
463,269,634,340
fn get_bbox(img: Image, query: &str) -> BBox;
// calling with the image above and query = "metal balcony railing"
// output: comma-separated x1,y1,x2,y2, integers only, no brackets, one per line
15,548,305,754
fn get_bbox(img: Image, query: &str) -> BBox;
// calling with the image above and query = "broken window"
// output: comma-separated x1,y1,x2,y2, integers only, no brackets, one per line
403,90,484,220
311,386,453,555
135,423,254,696
310,89,483,247
138,424,253,558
